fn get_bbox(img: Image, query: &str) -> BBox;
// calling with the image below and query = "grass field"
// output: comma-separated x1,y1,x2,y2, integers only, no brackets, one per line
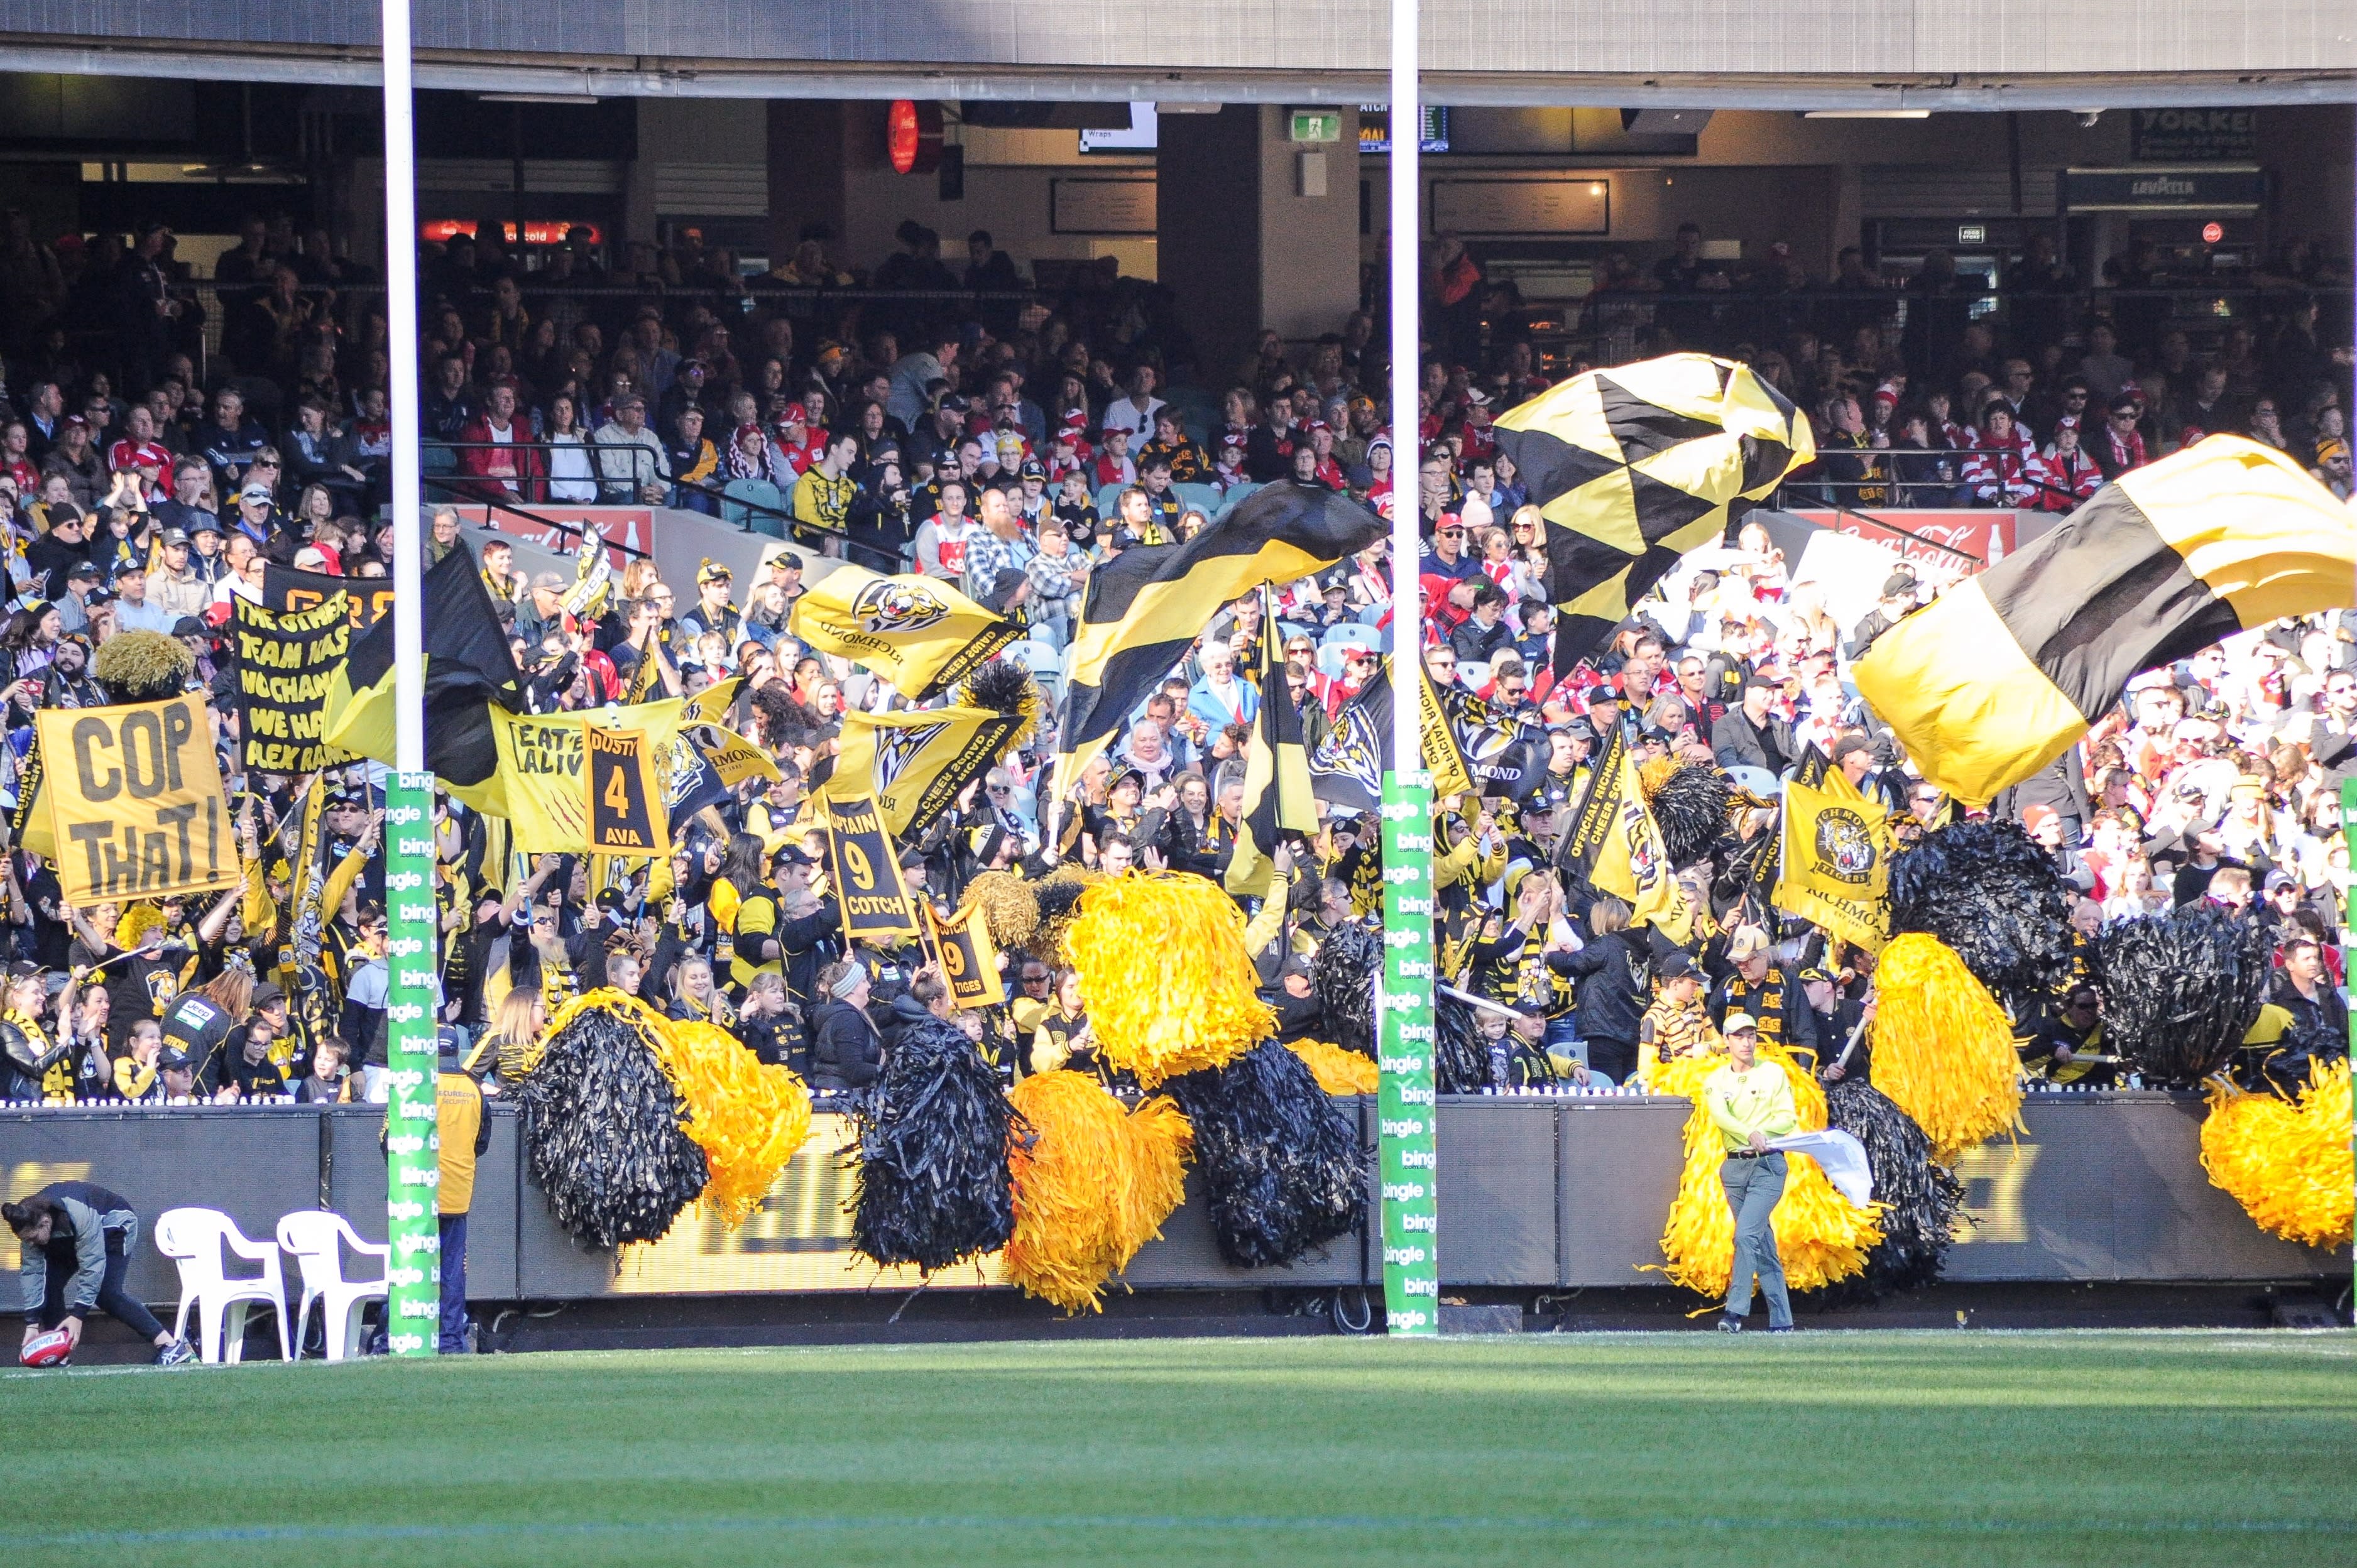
4,1331,2352,1567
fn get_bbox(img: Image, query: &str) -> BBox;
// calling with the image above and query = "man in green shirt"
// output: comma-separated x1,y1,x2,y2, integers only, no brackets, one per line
1703,1013,1798,1332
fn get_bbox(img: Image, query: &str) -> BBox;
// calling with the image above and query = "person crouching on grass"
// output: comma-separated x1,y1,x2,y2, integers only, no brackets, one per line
1705,1013,1798,1333
8,1181,195,1366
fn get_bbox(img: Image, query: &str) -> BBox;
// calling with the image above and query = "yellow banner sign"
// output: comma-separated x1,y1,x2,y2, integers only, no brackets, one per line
932,901,1005,1008
584,726,671,857
37,698,241,905
481,699,686,855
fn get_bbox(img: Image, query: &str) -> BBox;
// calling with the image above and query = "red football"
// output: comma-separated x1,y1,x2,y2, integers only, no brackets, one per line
20,1329,72,1368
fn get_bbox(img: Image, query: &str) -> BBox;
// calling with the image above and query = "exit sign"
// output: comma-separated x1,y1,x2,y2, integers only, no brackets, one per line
1289,110,1342,144
1957,223,1986,244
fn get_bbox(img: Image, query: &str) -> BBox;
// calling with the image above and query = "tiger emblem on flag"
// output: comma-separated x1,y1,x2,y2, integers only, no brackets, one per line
851,578,952,636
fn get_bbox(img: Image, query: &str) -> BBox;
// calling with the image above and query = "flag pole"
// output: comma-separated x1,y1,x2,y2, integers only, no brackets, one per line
1377,0,1441,1336
378,0,442,1358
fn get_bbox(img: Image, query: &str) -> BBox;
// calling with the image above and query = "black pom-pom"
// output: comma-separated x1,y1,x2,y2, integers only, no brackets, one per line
847,1016,1020,1273
1310,924,1381,1057
1888,820,2076,1016
1650,764,1732,871
1807,1078,1966,1304
1165,1042,1367,1268
959,656,1034,716
1433,992,1489,1094
2096,903,2270,1088
517,1003,709,1252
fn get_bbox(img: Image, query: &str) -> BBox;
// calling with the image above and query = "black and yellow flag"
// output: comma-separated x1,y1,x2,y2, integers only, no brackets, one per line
1225,601,1315,898
932,901,1005,1008
822,794,921,943
1492,353,1811,675
1772,770,1894,952
1057,481,1386,781
232,592,353,775
1307,661,1474,815
583,725,671,856
819,705,1024,839
322,547,525,788
1555,719,1693,942
1855,437,2357,805
789,563,1019,701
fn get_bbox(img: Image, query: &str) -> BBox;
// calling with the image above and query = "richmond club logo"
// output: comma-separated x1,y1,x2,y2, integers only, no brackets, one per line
873,722,949,790
1311,705,1383,798
851,577,951,636
1813,806,1879,886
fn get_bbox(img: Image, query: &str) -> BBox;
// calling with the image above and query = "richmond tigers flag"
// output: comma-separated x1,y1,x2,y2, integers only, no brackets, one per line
1491,353,1811,677
1056,481,1386,784
1555,719,1693,943
789,563,1018,701
816,705,1024,839
1308,662,1474,815
1771,770,1895,953
1855,437,2357,805
1225,597,1316,898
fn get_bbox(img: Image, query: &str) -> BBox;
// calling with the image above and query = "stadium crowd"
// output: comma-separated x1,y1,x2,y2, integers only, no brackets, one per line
0,210,2351,1112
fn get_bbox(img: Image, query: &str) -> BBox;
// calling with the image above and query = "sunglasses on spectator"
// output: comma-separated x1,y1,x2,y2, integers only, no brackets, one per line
1436,528,1464,538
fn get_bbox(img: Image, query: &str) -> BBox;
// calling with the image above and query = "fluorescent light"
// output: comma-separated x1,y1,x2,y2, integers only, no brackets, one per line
478,92,599,106
1802,109,1932,119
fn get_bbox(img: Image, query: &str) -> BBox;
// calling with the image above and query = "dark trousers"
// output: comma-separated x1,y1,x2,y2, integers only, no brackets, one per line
38,1229,166,1342
438,1212,469,1354
1586,1036,1638,1086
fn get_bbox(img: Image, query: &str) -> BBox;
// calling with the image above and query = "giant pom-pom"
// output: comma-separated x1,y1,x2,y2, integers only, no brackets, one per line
1816,1077,1965,1301
1310,923,1380,1057
958,657,1043,750
1004,1072,1193,1312
517,989,709,1251
961,869,1041,950
1286,1038,1382,1096
1644,762,1732,871
1887,820,2075,1018
1066,871,1275,1087
1433,991,1489,1094
92,629,196,704
2200,1059,2353,1250
846,1015,1019,1274
1871,934,2025,1163
1166,1041,1367,1268
654,1018,813,1227
2097,903,2270,1088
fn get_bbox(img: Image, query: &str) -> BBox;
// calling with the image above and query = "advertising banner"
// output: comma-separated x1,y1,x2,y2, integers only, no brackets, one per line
1378,771,1440,1334
381,772,442,1357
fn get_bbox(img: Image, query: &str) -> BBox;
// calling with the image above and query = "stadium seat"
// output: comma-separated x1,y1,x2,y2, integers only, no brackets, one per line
1213,481,1263,518
1357,602,1389,626
1457,660,1492,693
1095,482,1129,518
1316,645,1351,680
1321,623,1381,654
155,1207,290,1364
1173,481,1224,517
276,1211,389,1363
1004,640,1063,677
721,479,786,536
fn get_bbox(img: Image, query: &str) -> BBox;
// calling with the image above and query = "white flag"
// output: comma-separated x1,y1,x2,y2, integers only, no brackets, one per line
1769,1128,1875,1207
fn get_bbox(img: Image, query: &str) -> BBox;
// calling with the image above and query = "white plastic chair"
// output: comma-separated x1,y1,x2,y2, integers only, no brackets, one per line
155,1207,291,1363
276,1211,390,1363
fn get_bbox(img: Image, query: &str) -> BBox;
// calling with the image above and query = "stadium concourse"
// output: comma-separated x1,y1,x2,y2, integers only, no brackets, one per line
2,167,2354,1363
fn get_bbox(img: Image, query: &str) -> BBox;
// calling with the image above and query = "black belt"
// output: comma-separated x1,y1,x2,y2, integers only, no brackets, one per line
1727,1148,1773,1159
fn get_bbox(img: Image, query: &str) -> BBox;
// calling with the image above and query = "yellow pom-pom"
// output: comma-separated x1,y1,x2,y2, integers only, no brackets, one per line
961,870,1041,949
1065,872,1276,1087
114,903,165,951
1648,1043,1883,1298
652,1018,814,1228
1004,1072,1193,1312
2201,1059,2353,1250
1637,754,1679,801
1871,933,2026,1163
1286,1040,1381,1096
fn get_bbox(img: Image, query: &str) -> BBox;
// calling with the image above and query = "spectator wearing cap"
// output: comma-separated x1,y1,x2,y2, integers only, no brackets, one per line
1418,512,1480,587
663,406,721,516
1712,675,1796,776
591,395,668,504
51,560,104,637
39,415,104,509
1709,925,1820,1065
1844,573,1918,660
143,527,208,623
1638,950,1716,1082
25,501,94,600
107,559,176,635
1703,1012,1799,1332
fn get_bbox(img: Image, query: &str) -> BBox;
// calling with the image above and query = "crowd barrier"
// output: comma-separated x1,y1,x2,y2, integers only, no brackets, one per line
2,1092,2339,1314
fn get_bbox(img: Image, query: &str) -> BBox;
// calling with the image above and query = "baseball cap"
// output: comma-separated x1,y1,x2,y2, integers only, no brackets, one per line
1657,952,1699,981
2021,803,2060,832
156,1046,195,1072
782,402,808,423
1726,926,1772,961
65,560,102,581
697,558,733,584
1721,1011,1761,1036
158,527,190,547
238,482,273,504
251,982,285,1008
2265,869,2297,892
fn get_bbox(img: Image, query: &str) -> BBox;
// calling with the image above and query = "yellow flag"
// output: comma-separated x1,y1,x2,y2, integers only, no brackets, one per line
1557,721,1692,944
36,697,242,905
1771,772,1895,952
932,901,1005,1008
819,705,1024,839
475,699,687,854
788,564,1018,700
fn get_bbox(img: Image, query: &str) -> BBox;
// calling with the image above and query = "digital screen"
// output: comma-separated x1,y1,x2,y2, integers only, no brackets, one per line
1359,106,1449,153
1080,103,1159,153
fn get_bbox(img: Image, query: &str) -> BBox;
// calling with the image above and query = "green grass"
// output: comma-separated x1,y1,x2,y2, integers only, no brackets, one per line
4,1332,2353,1567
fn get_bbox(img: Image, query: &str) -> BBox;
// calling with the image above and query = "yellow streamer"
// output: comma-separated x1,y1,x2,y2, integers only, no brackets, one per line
1871,933,2026,1163
2201,1059,2354,1250
1287,1039,1382,1096
1005,1072,1194,1312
